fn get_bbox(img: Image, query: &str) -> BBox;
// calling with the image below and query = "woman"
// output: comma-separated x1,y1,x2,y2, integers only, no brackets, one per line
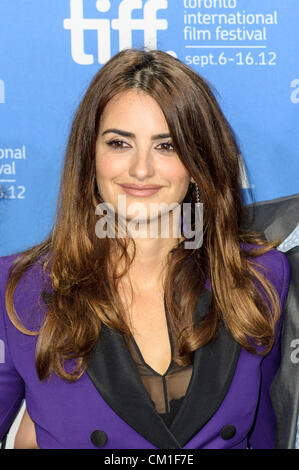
0,48,290,449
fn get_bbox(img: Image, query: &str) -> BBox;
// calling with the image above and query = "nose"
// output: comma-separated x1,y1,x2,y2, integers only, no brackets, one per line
128,147,155,181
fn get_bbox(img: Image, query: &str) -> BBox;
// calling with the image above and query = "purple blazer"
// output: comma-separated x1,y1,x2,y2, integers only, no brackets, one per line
0,245,290,449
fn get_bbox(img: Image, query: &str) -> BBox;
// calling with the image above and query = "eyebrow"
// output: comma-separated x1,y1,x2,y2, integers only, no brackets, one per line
101,128,171,140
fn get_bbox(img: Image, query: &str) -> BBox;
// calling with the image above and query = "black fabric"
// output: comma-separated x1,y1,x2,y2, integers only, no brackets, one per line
220,425,236,440
37,192,299,449
243,192,299,449
243,193,299,241
86,318,182,449
86,287,241,448
169,319,240,446
90,430,108,447
0,432,8,449
127,294,193,425
158,397,185,427
270,246,299,448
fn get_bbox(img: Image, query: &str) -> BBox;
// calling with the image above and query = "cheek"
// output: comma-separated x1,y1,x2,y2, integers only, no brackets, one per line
168,164,190,200
161,155,189,176
163,163,190,188
96,156,126,180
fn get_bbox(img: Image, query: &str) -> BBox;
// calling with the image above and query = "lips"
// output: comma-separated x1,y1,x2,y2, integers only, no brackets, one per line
119,184,163,197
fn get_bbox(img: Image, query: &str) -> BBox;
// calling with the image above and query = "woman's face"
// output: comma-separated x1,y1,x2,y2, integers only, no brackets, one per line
95,90,192,222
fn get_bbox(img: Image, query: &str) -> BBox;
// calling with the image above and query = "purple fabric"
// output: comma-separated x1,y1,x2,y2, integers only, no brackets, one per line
0,244,290,448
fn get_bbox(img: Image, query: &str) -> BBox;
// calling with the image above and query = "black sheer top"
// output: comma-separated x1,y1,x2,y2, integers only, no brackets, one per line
127,303,193,427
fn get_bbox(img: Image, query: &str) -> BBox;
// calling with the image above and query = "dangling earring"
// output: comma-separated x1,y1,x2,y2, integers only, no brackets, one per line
183,181,203,248
194,182,201,204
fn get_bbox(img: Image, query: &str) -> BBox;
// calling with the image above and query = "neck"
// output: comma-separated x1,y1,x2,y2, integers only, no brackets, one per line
110,212,184,292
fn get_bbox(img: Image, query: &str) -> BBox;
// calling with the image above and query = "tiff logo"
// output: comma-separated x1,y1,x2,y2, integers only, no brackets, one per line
63,0,168,65
0,80,5,104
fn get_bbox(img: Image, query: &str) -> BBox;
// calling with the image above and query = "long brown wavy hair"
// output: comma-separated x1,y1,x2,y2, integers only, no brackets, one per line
5,48,284,382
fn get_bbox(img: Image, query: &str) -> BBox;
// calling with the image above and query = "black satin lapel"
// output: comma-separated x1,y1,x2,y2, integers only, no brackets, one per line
193,286,213,323
170,289,241,447
86,323,182,449
43,286,240,448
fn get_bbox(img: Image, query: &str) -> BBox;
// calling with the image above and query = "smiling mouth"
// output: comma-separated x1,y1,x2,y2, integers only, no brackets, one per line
119,184,163,197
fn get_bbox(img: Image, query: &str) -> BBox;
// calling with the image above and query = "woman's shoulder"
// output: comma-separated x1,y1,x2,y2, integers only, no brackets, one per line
0,253,22,295
241,242,291,301
0,252,51,332
0,252,48,288
0,252,20,274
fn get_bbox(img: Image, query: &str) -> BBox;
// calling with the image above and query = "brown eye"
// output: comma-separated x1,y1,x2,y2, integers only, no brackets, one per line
107,140,130,150
157,142,175,153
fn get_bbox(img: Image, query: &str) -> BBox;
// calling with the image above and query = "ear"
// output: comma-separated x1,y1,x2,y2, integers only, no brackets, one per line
190,177,195,184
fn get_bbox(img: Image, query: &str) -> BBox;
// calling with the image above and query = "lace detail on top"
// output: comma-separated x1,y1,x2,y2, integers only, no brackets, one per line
127,304,193,427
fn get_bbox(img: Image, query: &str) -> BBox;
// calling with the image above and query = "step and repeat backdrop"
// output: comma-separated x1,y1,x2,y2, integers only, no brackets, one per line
0,0,298,256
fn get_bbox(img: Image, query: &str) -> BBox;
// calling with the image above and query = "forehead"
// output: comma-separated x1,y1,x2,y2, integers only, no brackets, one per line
99,90,168,127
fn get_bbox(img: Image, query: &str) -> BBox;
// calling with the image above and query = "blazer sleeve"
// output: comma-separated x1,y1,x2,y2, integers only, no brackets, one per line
0,257,25,441
248,250,291,449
